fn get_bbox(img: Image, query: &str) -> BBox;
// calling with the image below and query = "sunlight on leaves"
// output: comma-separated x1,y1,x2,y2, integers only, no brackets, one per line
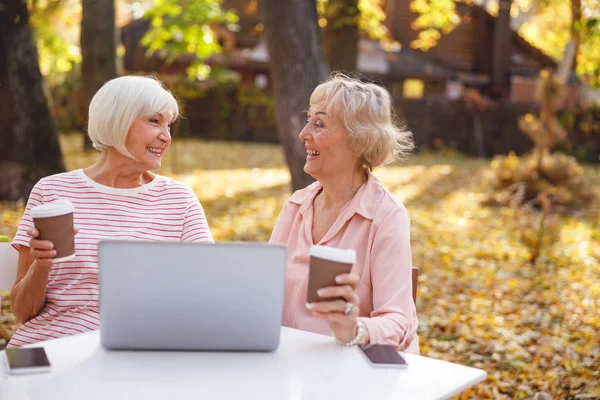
1,135,599,398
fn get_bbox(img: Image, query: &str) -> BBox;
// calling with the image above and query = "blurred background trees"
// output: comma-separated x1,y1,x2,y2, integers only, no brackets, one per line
259,0,329,190
81,0,117,149
0,0,599,199
0,0,65,201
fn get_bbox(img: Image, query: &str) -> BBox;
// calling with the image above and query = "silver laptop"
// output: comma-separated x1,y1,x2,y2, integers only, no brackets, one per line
97,241,286,352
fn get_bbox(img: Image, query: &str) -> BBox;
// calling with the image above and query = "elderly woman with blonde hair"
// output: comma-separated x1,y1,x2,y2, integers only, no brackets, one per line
269,74,419,352
9,76,213,347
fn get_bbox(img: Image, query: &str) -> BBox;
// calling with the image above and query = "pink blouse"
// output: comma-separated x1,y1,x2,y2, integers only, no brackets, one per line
269,172,419,353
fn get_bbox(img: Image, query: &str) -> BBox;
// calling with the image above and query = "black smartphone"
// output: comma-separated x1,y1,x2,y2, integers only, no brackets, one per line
4,347,52,375
358,344,408,368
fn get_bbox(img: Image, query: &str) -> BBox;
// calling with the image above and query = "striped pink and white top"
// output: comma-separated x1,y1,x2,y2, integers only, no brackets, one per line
9,169,213,347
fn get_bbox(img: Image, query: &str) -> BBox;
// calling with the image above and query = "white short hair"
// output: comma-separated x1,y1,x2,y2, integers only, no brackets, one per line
310,73,414,170
87,76,179,157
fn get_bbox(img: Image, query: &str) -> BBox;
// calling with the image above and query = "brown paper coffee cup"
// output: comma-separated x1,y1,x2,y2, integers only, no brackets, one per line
306,245,356,304
31,199,75,262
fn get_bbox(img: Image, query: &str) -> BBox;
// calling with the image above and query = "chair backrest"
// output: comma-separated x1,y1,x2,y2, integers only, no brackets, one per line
411,267,419,305
0,242,18,291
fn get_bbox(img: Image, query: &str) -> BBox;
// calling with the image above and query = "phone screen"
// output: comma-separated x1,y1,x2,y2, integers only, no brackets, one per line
5,347,51,370
358,344,408,367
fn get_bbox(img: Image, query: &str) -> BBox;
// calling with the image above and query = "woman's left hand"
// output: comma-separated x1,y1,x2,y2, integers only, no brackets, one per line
308,273,362,343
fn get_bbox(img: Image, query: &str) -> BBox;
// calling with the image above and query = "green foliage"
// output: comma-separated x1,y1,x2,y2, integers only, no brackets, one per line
155,68,240,100
409,0,600,86
409,0,461,50
236,84,276,130
519,0,600,87
28,0,81,82
47,65,86,131
319,0,359,30
316,0,389,41
557,104,600,163
357,0,389,40
34,24,81,78
141,0,238,80
575,18,600,87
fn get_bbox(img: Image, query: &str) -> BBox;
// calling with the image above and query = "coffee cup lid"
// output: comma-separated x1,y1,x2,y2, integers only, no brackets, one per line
310,245,356,264
31,199,75,219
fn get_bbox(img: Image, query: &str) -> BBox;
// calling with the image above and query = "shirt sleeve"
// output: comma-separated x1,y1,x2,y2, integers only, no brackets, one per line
181,189,214,243
11,180,46,251
359,206,418,351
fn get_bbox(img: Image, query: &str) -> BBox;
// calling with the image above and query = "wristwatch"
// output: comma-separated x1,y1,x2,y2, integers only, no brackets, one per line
336,319,367,347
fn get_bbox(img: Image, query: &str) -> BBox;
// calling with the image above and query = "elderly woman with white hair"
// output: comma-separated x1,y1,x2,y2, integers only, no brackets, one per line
269,74,419,353
9,76,213,347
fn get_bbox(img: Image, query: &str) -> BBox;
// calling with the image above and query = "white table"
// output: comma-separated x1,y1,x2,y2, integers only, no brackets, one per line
1,328,486,400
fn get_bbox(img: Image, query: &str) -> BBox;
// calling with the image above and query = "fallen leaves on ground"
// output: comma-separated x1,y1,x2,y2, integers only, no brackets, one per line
1,134,599,398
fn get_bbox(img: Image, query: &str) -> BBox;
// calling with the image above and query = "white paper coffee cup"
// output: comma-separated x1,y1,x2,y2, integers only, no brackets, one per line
31,199,76,262
306,245,357,304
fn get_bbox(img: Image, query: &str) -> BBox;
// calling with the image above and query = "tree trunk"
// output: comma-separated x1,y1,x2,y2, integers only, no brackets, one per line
0,0,65,201
570,0,581,70
323,0,359,72
492,0,512,89
81,0,117,150
259,0,330,191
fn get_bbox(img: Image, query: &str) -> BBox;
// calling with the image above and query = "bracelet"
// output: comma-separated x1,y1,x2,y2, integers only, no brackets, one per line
336,320,366,347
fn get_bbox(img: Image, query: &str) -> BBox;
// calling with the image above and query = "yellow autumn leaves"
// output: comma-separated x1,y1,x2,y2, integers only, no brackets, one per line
1,134,599,398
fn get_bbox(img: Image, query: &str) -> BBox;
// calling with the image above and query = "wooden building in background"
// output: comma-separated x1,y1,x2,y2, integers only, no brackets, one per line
119,0,558,146
121,0,556,96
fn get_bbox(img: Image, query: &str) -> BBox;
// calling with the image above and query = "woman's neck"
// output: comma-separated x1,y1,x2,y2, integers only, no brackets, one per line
84,149,154,189
318,168,368,210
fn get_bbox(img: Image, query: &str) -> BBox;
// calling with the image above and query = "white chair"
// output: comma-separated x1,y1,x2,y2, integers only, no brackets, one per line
0,241,18,321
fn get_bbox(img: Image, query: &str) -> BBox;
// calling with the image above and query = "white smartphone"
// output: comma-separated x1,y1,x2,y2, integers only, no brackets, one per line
4,347,52,375
358,344,408,369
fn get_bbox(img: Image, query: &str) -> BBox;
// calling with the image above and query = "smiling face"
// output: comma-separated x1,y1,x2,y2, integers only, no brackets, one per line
124,111,174,171
298,102,360,181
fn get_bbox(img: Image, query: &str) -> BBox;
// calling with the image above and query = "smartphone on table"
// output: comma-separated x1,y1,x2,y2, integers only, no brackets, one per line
4,347,52,375
358,344,408,369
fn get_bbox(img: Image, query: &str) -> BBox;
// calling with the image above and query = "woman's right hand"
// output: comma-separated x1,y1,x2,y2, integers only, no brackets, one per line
27,228,56,269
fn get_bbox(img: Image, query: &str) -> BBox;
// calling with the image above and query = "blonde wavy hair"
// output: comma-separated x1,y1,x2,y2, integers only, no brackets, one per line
310,73,414,170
